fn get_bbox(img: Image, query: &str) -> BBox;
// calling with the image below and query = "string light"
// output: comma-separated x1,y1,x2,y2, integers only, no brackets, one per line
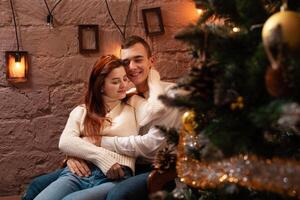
43,0,63,27
232,27,240,32
197,8,204,15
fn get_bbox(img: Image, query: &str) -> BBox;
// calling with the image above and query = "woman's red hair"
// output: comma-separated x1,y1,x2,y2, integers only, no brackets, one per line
83,55,123,136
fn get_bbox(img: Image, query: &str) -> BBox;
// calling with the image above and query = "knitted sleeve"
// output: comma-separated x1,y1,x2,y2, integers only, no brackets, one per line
101,103,182,158
59,106,125,174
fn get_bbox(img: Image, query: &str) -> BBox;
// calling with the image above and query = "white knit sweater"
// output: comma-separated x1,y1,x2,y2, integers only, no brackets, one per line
58,69,166,174
101,80,182,162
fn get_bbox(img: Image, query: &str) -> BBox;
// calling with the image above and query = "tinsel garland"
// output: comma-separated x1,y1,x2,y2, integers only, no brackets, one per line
177,129,300,198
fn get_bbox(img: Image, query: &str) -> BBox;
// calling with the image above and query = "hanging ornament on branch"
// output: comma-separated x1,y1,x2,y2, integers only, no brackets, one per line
230,96,244,111
262,0,300,97
262,1,300,56
265,65,291,97
153,145,177,173
182,110,198,134
181,110,203,160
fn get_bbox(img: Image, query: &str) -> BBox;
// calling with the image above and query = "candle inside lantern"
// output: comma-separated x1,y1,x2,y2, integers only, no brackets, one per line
9,56,25,78
6,51,28,82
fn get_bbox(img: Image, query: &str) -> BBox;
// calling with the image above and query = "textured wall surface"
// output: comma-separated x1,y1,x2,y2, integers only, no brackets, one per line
0,0,198,196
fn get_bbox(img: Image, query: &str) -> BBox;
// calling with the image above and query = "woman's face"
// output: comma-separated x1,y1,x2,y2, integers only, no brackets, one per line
103,66,129,100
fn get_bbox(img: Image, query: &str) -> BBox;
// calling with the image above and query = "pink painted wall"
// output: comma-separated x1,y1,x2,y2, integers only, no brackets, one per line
0,0,198,196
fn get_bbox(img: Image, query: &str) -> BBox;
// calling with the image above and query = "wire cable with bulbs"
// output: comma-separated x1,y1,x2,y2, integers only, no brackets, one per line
43,0,63,26
7,0,27,87
104,0,133,39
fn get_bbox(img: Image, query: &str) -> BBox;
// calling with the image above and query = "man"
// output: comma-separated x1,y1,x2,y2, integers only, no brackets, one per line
22,36,180,200
105,36,180,200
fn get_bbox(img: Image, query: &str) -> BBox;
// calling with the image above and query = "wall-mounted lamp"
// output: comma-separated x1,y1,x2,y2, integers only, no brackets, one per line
6,0,29,83
6,51,29,82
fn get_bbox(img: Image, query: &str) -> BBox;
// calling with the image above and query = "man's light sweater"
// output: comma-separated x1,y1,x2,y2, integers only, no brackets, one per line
59,69,166,174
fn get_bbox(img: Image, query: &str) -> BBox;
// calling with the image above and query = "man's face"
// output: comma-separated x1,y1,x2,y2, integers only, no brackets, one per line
120,43,152,87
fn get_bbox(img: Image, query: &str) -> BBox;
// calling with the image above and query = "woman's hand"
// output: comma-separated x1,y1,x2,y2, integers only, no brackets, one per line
67,157,91,177
106,163,125,180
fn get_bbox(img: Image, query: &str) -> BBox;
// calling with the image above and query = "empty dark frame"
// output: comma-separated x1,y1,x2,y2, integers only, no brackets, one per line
78,25,99,53
142,7,165,36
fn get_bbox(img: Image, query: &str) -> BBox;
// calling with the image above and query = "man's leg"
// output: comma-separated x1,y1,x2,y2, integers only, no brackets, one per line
106,172,150,200
22,169,63,200
63,182,117,200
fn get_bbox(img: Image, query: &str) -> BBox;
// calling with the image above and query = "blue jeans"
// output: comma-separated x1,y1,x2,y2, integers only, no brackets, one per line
106,172,150,200
22,169,63,200
22,164,151,200
34,165,132,200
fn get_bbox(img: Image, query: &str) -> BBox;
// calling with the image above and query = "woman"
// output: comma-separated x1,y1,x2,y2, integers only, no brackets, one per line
34,55,165,200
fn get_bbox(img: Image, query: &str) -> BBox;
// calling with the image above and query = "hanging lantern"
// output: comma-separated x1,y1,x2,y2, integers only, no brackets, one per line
6,51,29,82
5,0,29,83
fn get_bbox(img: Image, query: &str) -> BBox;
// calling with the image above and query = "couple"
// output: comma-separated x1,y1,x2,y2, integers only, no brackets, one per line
23,35,181,200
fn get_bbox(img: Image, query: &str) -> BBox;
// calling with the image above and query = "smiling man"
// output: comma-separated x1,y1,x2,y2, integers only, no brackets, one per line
102,36,181,200
121,40,152,94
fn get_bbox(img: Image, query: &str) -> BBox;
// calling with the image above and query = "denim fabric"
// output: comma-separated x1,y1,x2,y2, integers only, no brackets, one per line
62,181,117,200
106,172,150,200
22,169,63,200
34,164,132,200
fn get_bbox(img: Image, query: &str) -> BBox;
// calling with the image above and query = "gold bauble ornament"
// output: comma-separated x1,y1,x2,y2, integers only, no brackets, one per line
182,110,198,133
262,10,300,54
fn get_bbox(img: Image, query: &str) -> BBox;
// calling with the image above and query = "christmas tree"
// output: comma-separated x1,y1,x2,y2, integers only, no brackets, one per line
153,0,300,199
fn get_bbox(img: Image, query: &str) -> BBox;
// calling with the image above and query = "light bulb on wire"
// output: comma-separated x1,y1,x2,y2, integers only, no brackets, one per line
232,27,240,32
197,9,203,15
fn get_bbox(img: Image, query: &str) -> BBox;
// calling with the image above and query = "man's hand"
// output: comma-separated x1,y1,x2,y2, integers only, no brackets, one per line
106,163,125,180
82,135,102,146
67,157,91,177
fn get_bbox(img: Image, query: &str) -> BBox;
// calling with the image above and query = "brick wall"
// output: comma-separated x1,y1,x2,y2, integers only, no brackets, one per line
0,0,198,196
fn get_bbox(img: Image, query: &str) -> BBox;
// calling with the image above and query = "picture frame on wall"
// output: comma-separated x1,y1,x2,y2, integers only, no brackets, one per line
78,24,99,53
142,7,165,36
